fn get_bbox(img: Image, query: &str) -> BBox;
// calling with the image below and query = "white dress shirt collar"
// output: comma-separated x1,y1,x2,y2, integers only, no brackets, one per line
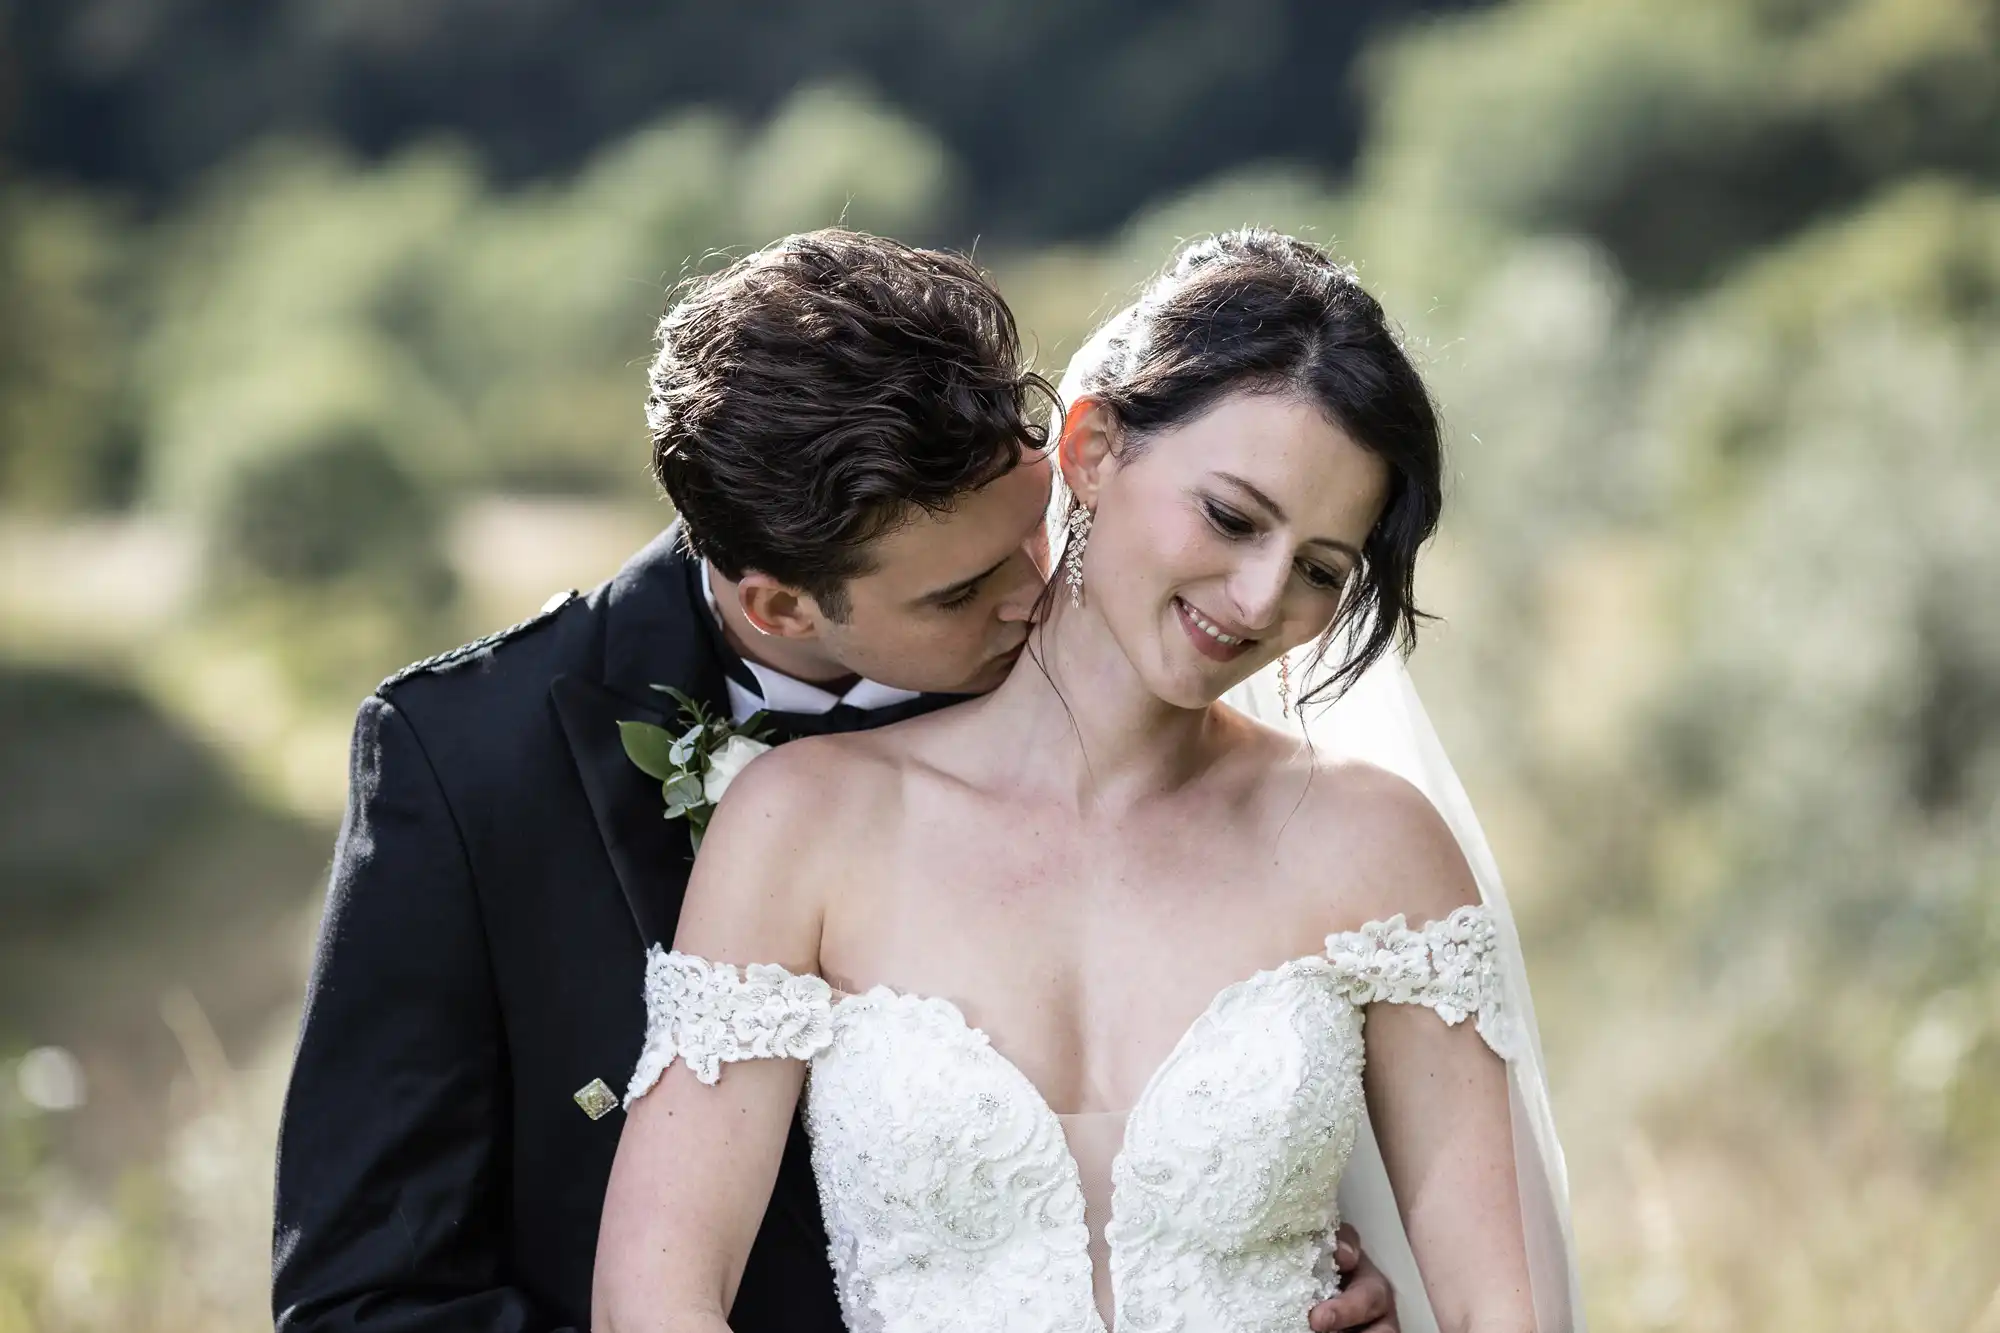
701,562,921,724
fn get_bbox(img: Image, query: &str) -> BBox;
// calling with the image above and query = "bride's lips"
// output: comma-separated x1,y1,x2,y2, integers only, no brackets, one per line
1173,596,1255,663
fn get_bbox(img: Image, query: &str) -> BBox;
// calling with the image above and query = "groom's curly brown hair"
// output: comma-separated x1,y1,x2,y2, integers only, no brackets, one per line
647,229,1055,619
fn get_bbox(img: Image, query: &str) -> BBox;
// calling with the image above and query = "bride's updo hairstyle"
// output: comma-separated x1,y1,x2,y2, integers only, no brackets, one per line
1064,229,1442,705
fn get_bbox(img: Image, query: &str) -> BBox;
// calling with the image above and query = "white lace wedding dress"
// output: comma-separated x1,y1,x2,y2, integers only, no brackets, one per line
623,905,1516,1333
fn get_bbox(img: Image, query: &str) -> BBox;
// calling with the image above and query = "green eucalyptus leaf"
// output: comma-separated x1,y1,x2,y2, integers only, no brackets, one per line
676,720,708,764
619,720,681,781
669,721,705,767
663,772,704,808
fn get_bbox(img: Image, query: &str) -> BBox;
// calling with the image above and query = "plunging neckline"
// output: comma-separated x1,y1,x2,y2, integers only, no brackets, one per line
827,953,1349,1333
828,949,1339,1125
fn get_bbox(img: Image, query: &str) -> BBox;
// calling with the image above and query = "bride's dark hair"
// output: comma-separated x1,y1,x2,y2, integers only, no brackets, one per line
1065,228,1443,705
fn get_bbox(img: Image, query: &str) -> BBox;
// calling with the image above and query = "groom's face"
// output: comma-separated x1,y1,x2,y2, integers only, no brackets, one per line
812,451,1055,695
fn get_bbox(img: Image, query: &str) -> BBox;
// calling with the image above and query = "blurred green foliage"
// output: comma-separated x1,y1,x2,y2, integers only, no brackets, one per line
2,0,1998,1326
0,0,1476,240
1355,0,2000,293
0,187,141,510
0,82,972,697
0,667,226,918
121,83,961,520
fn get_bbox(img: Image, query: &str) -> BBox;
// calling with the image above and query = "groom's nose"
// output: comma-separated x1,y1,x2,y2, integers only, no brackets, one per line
994,553,1044,623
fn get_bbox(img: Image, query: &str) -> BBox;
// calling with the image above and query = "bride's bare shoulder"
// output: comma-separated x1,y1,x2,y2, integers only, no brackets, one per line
699,701,980,874
708,729,907,837
675,732,905,951
1273,755,1481,927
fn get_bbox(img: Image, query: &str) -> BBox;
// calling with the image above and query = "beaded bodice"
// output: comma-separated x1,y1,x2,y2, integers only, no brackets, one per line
625,906,1510,1333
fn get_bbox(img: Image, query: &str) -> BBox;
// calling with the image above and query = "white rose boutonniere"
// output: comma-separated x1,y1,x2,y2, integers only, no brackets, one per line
701,733,769,805
619,687,774,854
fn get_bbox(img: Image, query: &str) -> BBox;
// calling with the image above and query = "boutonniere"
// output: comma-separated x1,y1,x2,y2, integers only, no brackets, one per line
619,687,773,853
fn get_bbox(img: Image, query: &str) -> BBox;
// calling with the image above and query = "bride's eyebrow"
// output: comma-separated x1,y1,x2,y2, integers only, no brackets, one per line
1211,471,1290,524
1210,471,1363,561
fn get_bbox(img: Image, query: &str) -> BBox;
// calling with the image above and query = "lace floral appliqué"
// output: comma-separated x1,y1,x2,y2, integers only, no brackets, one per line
624,946,835,1105
806,989,1099,1333
619,916,1523,1333
1322,904,1518,1058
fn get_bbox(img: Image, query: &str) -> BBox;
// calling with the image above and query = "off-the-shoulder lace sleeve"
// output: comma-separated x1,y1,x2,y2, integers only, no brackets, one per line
624,946,836,1105
1323,904,1519,1058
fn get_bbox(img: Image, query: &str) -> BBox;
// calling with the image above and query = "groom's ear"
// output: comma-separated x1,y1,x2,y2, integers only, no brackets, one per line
737,574,827,641
1057,398,1118,509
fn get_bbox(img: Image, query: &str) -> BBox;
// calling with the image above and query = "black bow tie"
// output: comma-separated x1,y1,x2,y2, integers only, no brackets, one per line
711,628,957,741
760,695,948,743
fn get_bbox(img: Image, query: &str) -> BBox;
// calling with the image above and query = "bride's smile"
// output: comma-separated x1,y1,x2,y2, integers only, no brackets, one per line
1171,595,1253,660
1053,389,1390,711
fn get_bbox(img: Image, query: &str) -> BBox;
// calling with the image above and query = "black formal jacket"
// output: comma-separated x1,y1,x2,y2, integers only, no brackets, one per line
273,527,868,1333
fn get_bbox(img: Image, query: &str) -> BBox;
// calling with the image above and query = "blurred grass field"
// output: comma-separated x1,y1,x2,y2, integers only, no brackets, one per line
3,0,1999,1328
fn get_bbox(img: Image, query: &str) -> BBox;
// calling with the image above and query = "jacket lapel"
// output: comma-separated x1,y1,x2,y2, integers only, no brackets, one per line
551,525,730,946
550,675,687,947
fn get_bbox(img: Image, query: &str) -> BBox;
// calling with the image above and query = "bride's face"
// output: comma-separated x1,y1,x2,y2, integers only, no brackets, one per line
1071,390,1390,708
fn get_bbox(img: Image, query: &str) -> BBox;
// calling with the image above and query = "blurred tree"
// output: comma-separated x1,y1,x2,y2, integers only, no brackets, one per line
1356,0,2000,294
737,81,958,242
0,0,1482,243
0,665,226,918
134,86,969,511
204,419,454,615
1641,182,2000,980
0,185,141,508
136,137,479,504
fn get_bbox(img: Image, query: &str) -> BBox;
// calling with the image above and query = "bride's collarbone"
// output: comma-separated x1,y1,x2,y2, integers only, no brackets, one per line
814,766,1420,1101
829,816,1350,980
821,884,1340,1114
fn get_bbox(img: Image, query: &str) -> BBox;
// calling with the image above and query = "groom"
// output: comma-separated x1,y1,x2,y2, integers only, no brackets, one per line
272,229,1401,1333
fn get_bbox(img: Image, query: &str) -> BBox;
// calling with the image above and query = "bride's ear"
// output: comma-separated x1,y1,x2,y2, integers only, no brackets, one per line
1057,397,1118,510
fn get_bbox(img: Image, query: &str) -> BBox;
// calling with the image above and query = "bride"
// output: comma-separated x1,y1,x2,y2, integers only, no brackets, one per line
594,230,1581,1333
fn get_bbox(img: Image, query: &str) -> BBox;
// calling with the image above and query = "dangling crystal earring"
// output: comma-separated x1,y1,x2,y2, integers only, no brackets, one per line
1277,652,1293,717
1064,506,1092,606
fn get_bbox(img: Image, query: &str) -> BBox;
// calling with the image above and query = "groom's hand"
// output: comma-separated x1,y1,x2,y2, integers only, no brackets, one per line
1308,1224,1399,1333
